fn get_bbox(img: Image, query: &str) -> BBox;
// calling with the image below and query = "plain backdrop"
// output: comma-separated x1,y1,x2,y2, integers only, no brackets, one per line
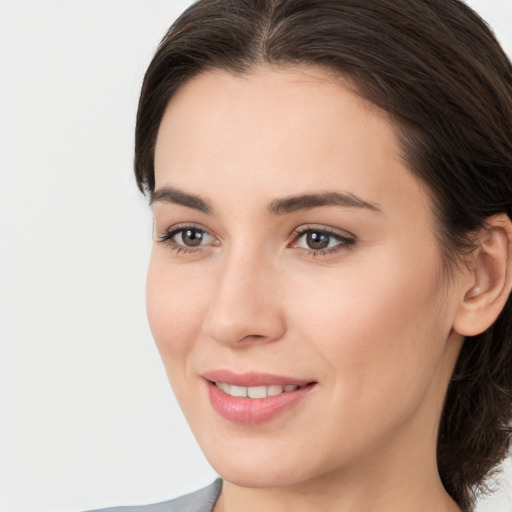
0,1,511,511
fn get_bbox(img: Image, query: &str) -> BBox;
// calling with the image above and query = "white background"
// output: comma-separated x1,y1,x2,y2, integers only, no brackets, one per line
0,1,511,511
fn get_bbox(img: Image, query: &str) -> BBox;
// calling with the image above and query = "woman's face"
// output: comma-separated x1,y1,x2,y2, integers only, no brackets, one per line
147,66,465,488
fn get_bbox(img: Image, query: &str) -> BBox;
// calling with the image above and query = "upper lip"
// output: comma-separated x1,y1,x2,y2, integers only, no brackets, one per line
201,369,315,387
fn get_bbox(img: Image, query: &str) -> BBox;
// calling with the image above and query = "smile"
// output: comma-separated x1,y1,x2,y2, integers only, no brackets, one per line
214,382,302,398
203,370,317,425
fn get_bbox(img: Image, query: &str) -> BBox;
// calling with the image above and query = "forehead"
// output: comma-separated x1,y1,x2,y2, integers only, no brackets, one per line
156,65,395,149
153,65,430,223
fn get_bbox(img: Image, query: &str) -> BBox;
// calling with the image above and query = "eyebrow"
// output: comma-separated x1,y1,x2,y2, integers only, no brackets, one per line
150,186,213,214
150,186,381,216
267,191,381,215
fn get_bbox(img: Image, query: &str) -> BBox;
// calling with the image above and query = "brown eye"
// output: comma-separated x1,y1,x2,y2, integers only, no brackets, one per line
175,228,209,247
157,225,217,253
305,231,331,250
292,227,355,255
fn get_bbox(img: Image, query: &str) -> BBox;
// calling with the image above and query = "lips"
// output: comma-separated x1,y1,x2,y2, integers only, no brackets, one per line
215,382,302,398
202,370,317,425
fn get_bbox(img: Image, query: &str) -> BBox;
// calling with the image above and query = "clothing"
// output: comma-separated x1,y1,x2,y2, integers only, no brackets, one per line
87,479,222,512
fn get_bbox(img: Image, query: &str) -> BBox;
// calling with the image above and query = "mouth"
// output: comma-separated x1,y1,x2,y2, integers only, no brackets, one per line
202,370,317,425
213,381,308,398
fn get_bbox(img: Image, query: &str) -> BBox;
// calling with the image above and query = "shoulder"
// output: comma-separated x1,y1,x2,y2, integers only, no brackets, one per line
85,479,222,512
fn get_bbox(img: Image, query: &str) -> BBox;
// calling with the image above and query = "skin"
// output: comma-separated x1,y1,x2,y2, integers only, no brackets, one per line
147,66,469,512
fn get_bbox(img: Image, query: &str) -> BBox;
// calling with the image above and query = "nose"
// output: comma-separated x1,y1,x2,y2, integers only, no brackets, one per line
202,249,286,347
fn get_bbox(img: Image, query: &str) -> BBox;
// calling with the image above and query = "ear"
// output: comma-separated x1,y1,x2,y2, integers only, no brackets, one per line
453,213,512,337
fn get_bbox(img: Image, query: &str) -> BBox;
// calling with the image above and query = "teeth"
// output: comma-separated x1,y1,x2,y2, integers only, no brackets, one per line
230,385,248,397
215,382,302,398
216,382,230,394
247,385,267,398
267,385,284,396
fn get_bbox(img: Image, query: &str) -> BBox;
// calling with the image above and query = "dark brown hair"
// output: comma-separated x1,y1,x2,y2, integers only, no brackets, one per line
135,1,512,510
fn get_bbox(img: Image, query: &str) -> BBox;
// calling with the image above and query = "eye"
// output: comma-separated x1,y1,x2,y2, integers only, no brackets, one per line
157,224,216,252
290,226,355,255
174,227,212,247
299,231,335,251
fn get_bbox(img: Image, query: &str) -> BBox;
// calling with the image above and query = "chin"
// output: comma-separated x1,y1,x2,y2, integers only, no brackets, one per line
211,460,311,489
197,434,330,489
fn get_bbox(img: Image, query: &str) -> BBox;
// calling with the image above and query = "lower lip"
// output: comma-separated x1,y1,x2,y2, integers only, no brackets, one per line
206,381,316,425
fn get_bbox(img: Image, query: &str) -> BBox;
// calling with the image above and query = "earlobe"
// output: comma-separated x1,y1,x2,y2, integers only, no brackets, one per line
453,213,512,337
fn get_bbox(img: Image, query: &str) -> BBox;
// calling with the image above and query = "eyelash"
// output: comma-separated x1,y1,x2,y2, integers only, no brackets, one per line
157,224,356,257
290,225,356,257
157,223,215,255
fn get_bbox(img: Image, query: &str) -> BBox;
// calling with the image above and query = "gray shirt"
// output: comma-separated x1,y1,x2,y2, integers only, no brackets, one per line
87,479,222,512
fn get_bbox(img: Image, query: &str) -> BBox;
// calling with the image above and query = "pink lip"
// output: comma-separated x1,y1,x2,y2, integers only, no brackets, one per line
202,370,317,425
202,369,313,387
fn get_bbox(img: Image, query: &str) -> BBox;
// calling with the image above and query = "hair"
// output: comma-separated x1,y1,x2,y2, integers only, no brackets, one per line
134,1,512,510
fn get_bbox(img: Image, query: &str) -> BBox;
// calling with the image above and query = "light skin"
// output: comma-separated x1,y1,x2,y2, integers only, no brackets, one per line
147,65,512,512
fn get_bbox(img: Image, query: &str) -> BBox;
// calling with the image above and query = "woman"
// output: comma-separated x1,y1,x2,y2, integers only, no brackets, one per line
93,0,512,511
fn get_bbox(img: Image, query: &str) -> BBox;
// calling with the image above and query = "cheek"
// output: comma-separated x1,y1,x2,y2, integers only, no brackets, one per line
288,247,449,397
145,253,210,360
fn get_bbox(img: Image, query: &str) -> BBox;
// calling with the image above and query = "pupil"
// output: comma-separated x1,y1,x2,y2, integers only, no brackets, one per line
183,229,203,246
306,231,330,250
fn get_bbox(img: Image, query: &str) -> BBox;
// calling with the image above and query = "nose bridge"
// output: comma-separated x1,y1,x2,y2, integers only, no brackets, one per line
202,242,285,346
